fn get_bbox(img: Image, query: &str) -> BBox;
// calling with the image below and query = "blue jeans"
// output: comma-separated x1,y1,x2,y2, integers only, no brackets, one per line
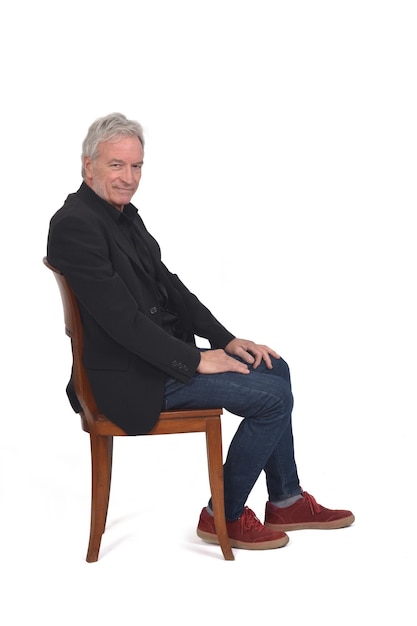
164,355,301,520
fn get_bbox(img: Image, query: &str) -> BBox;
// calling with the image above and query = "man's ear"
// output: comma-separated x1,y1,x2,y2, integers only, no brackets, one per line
84,156,93,180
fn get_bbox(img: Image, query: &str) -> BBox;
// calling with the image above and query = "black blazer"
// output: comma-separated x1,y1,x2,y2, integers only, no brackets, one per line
47,183,234,435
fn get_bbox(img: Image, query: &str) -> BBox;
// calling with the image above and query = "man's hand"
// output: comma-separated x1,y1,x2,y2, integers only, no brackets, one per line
224,338,280,369
196,349,251,375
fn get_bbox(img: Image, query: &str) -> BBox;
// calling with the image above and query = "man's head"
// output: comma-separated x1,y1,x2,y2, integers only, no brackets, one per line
82,113,145,211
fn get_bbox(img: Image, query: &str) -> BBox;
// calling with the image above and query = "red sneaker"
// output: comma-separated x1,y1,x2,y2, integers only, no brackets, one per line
197,506,289,550
264,492,355,531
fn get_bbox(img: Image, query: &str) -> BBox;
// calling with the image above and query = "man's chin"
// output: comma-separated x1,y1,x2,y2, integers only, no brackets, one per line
115,191,135,204
117,189,135,202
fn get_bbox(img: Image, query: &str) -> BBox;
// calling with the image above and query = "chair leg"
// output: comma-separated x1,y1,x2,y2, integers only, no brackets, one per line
103,436,113,531
86,434,113,562
205,420,234,561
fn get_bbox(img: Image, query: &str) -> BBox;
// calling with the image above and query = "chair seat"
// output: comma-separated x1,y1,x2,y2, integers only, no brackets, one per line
80,408,225,437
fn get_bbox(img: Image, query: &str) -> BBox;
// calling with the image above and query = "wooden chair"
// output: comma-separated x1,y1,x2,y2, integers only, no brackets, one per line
43,257,234,562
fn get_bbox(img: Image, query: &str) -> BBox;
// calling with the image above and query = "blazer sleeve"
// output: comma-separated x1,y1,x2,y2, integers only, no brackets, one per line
47,205,201,382
136,217,236,349
159,264,235,349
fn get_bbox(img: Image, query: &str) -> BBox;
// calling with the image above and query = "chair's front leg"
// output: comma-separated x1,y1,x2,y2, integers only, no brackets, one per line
205,419,234,561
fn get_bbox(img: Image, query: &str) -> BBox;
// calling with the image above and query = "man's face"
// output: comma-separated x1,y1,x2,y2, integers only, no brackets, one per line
84,136,144,211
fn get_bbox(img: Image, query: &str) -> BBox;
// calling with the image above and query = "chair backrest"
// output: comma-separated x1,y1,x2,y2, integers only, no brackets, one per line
43,257,101,430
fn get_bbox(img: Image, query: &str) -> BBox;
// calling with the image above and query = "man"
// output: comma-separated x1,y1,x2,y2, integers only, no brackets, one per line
47,112,354,551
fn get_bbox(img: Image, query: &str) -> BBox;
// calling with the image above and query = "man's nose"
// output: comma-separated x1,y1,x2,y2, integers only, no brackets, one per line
121,167,134,183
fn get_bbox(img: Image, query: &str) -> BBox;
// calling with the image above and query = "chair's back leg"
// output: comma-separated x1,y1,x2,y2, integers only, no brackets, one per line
103,436,114,531
205,420,234,560
86,434,114,562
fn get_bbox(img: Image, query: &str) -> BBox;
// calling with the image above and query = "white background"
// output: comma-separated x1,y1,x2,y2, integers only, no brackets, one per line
1,1,416,624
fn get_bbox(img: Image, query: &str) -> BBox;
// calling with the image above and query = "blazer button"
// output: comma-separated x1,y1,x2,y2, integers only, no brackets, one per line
149,306,158,314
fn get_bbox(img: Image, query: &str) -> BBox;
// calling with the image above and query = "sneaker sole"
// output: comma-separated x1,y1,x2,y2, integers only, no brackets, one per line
265,513,355,531
197,529,289,550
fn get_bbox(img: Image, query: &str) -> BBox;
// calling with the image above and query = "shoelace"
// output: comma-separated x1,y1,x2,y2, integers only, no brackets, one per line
241,507,264,533
302,491,321,515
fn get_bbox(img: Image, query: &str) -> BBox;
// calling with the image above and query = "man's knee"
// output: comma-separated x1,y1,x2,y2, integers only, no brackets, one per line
271,356,291,382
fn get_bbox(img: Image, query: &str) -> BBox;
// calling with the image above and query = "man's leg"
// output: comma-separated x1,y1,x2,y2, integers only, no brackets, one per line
165,355,355,537
164,356,300,520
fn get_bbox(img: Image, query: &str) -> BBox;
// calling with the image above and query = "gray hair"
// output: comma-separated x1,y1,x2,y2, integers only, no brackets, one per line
81,112,145,177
